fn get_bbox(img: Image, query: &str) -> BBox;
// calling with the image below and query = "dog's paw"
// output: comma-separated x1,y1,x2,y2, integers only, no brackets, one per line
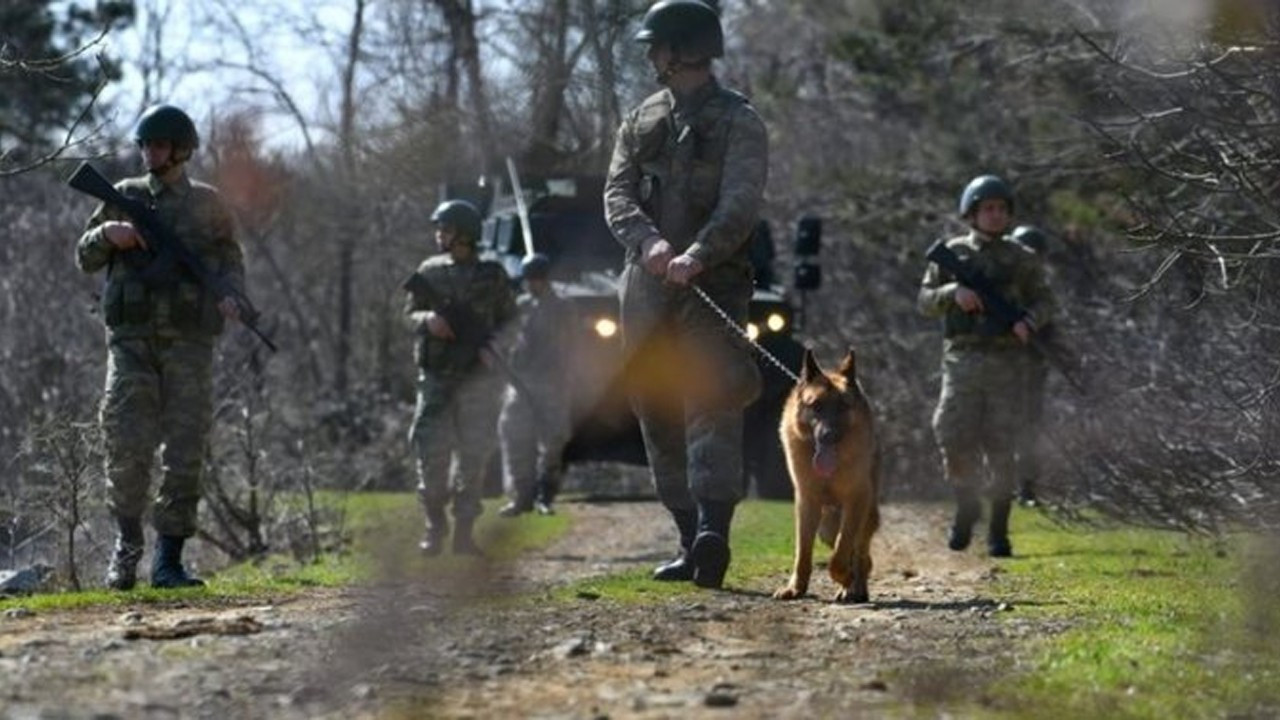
828,562,853,589
772,585,806,600
833,588,870,604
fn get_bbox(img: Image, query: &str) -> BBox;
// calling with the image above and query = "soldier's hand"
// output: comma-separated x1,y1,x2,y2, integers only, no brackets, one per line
954,285,984,313
424,311,456,340
1013,319,1034,344
217,297,241,323
665,254,704,286
641,236,675,276
102,221,147,251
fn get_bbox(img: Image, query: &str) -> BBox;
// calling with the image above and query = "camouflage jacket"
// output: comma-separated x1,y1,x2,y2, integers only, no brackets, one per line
918,231,1054,349
76,172,244,342
505,290,577,387
403,254,516,374
604,78,768,281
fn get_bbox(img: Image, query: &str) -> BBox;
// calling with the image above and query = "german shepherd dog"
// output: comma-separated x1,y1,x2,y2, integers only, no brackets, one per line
773,348,880,603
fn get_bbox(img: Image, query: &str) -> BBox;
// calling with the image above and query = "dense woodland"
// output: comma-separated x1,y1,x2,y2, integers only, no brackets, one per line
3,0,1280,584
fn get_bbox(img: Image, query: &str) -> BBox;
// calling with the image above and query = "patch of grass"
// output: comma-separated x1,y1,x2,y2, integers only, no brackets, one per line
555,499,795,603
0,493,571,613
992,510,1280,719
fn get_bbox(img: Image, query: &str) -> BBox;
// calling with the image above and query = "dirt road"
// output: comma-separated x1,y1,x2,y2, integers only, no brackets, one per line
0,501,1055,719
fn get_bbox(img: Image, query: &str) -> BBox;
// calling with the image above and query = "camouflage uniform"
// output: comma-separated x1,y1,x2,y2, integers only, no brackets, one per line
605,77,767,585
76,172,243,540
918,231,1053,550
497,289,576,510
403,253,516,541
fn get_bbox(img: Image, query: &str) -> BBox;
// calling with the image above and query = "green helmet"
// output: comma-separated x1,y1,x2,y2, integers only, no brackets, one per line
1012,225,1048,253
958,174,1014,217
430,199,482,243
635,1,724,59
520,253,552,280
132,105,199,152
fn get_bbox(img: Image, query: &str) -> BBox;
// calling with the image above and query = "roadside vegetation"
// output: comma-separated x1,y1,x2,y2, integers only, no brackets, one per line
5,494,1280,717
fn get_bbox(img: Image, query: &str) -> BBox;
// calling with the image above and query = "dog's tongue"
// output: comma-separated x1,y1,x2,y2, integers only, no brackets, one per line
812,445,838,478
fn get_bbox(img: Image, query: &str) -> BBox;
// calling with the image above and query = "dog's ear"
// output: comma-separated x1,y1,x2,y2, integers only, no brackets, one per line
801,347,822,383
837,347,858,384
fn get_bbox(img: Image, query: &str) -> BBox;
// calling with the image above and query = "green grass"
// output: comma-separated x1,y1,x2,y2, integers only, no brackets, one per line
0,493,571,613
990,509,1280,719
9,495,1280,720
554,499,795,603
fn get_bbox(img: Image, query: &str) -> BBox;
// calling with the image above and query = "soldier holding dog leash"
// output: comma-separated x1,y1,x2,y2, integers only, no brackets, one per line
604,0,768,590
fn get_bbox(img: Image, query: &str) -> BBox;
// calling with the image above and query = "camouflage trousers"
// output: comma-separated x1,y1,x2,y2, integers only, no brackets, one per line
497,384,571,503
620,264,761,510
1016,355,1048,485
931,344,1029,498
100,337,214,538
409,369,502,524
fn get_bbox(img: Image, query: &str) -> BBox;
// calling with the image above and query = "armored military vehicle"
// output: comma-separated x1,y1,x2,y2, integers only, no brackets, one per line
474,174,813,499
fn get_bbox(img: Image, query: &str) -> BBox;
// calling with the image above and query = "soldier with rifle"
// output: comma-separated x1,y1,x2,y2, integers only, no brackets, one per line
496,253,576,517
403,199,516,555
1010,224,1053,506
918,174,1056,558
74,104,250,589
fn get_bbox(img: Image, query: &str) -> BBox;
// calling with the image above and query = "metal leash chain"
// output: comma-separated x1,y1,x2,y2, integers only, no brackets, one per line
690,284,802,385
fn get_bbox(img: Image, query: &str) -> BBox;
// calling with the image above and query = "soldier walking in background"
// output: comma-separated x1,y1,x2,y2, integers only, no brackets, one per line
918,175,1054,557
403,200,516,556
76,104,246,589
1010,225,1051,507
604,0,768,589
497,253,576,517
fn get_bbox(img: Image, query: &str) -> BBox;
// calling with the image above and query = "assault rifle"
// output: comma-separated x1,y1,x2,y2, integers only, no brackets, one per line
925,240,1085,395
405,274,550,425
67,161,277,352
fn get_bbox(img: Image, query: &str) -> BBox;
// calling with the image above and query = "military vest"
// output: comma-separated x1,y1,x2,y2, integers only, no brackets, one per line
97,176,236,340
404,255,514,374
937,235,1042,341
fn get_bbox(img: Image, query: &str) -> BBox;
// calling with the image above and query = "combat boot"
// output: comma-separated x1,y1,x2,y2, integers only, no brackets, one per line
497,497,534,518
105,517,144,591
534,475,558,515
452,516,483,556
150,535,205,588
690,500,735,589
948,488,982,551
987,497,1014,558
419,507,449,556
653,508,698,582
498,483,536,517
1017,480,1038,507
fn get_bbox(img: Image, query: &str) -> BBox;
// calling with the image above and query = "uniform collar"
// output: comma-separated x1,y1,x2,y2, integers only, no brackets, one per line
147,171,192,199
670,76,720,114
968,229,1005,247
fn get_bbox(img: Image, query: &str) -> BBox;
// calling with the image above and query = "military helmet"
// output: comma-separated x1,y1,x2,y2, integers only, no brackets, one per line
958,174,1014,217
132,105,199,151
430,199,483,243
1012,225,1048,254
520,253,552,280
635,1,724,59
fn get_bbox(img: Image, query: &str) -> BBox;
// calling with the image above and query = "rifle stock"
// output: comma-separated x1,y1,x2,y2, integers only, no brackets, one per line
926,239,1085,395
67,161,277,352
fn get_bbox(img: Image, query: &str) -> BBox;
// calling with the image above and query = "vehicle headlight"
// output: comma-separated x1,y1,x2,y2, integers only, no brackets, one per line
746,322,760,341
594,317,618,339
766,313,786,333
